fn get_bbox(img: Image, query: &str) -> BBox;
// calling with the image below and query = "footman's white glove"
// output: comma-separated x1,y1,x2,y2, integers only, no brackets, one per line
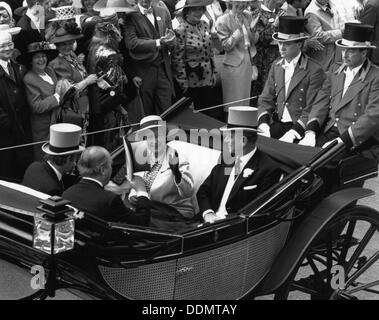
258,123,271,138
299,131,316,147
279,129,298,143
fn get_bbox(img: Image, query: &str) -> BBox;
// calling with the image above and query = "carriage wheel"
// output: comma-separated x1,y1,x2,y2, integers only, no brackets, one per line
275,205,379,300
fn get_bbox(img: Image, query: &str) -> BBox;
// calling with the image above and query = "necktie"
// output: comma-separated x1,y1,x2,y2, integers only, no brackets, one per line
143,161,162,193
143,7,154,16
7,62,15,82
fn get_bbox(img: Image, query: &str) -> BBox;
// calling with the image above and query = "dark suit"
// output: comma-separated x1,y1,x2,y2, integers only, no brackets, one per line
197,149,282,215
63,179,151,226
22,161,63,196
360,0,379,65
258,54,325,138
122,6,174,115
14,14,45,54
0,60,33,182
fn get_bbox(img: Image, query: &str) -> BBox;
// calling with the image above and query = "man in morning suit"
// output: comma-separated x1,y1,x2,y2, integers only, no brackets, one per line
22,123,84,196
258,16,325,143
299,22,379,160
63,146,151,226
123,0,176,116
197,107,282,223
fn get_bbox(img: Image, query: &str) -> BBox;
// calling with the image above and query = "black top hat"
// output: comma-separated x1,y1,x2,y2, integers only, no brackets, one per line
272,16,308,42
335,23,376,49
16,41,59,65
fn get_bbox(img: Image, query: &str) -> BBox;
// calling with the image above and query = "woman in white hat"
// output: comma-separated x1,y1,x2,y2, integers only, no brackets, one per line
0,2,16,27
216,0,260,113
127,115,195,225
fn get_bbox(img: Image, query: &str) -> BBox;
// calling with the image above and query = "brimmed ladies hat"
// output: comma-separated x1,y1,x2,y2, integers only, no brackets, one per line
180,0,213,9
16,41,58,65
272,16,308,42
0,24,21,36
49,25,84,44
93,0,138,13
42,123,85,156
220,106,262,133
0,2,13,19
49,5,79,21
335,23,376,49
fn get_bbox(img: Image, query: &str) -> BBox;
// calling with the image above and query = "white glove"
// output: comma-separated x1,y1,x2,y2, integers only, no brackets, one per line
203,211,223,223
322,137,343,149
299,131,316,147
258,123,271,138
279,129,297,143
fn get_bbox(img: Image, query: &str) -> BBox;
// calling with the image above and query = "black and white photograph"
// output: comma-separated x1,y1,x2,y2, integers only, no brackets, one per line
0,0,379,308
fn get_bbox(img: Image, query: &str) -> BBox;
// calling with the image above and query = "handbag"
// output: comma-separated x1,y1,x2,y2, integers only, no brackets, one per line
56,86,83,127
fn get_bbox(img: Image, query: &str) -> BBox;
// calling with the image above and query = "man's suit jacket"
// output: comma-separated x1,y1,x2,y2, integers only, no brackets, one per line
258,54,325,136
360,0,379,65
122,6,174,91
307,59,379,148
304,0,342,70
63,179,150,226
22,161,63,196
197,149,282,215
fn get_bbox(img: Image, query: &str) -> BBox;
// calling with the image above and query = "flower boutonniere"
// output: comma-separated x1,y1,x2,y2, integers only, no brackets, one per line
243,168,254,178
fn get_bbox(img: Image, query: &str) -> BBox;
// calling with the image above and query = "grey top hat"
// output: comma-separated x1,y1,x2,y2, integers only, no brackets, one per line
220,106,262,133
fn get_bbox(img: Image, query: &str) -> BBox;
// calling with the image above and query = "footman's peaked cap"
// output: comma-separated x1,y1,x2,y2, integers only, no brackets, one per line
272,16,308,42
221,107,262,133
335,23,376,49
42,123,85,156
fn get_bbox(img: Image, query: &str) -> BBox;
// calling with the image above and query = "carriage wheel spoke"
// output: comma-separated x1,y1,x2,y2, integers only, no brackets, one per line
347,279,379,295
338,220,356,265
345,225,376,275
307,256,326,284
345,251,379,288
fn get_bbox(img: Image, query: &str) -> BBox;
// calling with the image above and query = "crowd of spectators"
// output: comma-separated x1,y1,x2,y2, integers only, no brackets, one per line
0,0,376,183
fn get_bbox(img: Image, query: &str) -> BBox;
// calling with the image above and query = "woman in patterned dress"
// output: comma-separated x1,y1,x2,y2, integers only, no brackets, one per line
172,0,223,120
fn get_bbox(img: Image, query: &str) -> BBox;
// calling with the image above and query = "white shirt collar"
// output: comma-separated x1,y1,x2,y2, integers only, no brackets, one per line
345,63,364,76
283,52,302,68
82,177,104,188
26,8,42,30
237,146,257,170
0,59,10,74
47,161,63,181
138,3,153,14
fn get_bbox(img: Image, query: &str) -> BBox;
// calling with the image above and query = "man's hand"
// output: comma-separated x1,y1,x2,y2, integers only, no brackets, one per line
279,129,297,143
203,211,222,223
85,74,98,86
132,76,142,88
258,123,271,138
322,137,343,149
299,131,316,147
160,29,176,46
127,175,147,193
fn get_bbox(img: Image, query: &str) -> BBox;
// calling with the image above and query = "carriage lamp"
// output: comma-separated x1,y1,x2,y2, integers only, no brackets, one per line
33,196,75,255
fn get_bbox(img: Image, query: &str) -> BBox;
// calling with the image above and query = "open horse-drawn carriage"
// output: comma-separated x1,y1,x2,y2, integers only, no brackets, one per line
0,99,379,300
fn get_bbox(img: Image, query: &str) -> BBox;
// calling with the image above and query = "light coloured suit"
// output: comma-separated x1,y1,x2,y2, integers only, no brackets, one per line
216,11,259,108
258,54,325,136
130,146,195,218
307,59,379,149
304,0,343,71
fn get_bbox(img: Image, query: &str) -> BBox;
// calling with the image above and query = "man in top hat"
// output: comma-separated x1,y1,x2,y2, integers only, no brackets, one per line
258,16,325,143
0,30,33,182
121,0,176,116
299,23,379,159
22,123,84,196
197,107,282,223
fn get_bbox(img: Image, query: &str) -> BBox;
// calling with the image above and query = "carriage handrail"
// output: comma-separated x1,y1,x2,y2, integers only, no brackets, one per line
305,140,346,171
